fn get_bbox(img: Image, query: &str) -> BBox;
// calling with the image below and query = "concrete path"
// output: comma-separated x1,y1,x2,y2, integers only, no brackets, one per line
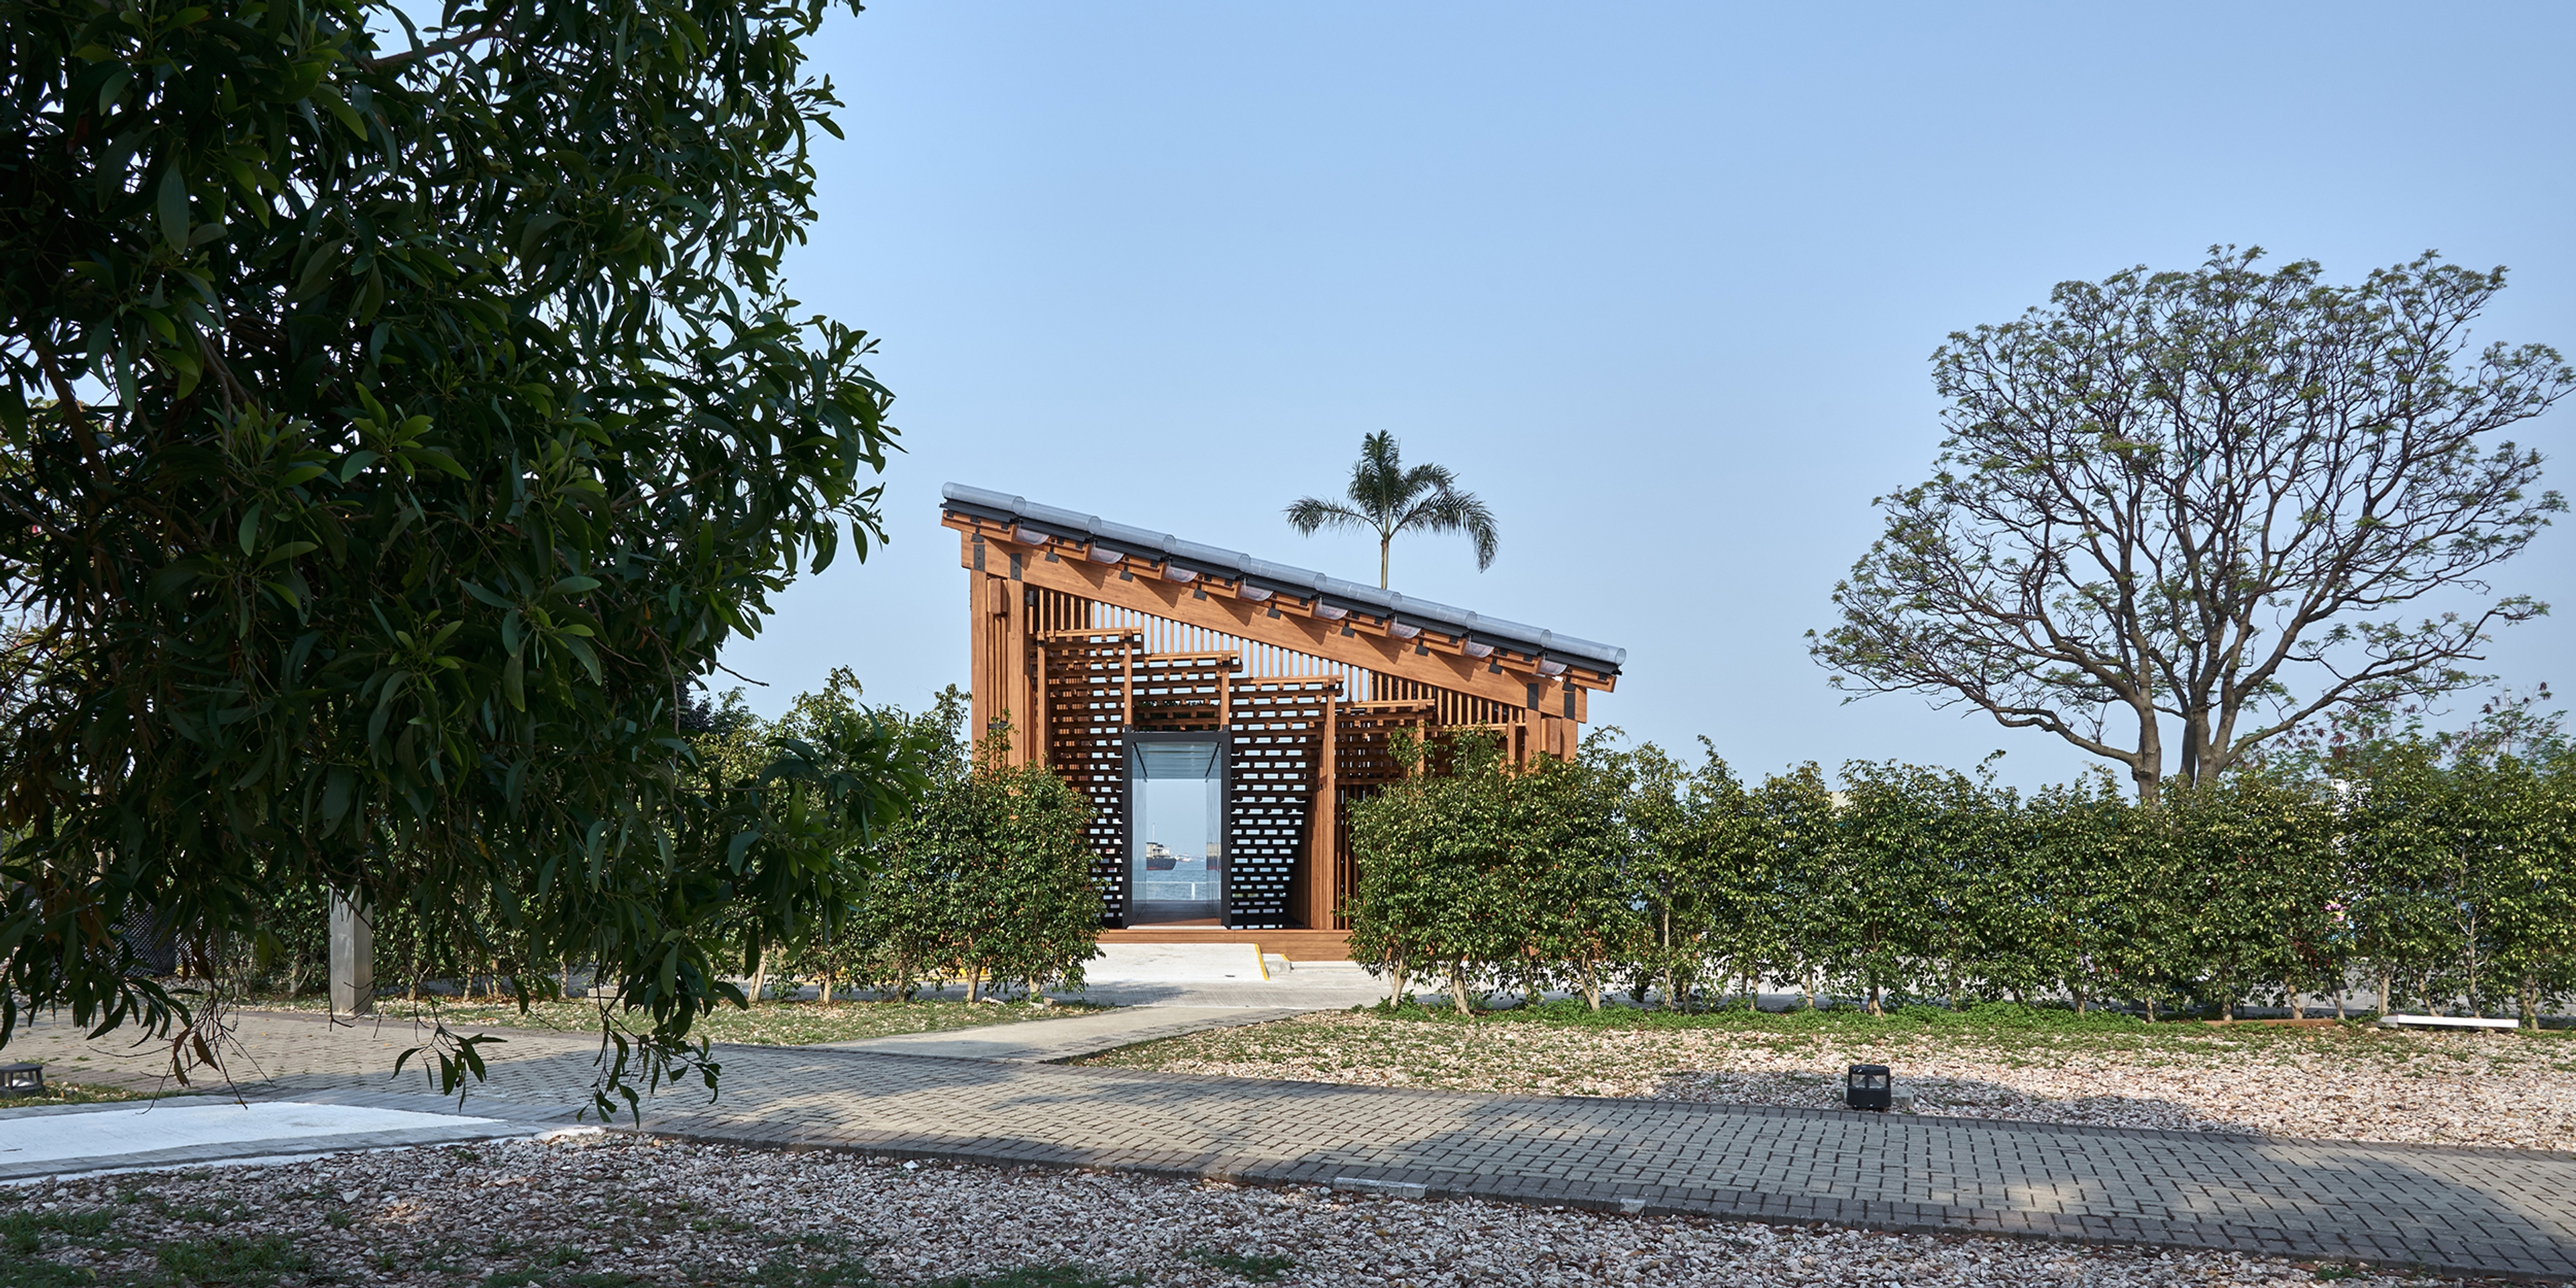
8,1009,2575,1279
0,1100,535,1182
824,1006,1312,1061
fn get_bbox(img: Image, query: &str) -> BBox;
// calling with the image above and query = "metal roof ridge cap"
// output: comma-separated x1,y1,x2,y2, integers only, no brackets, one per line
1002,495,1103,534
1087,516,1171,550
939,482,1027,516
1468,611,1548,642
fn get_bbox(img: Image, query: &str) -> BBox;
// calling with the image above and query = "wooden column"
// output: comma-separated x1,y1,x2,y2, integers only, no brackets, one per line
968,568,993,745
998,575,1034,766
1305,690,1338,930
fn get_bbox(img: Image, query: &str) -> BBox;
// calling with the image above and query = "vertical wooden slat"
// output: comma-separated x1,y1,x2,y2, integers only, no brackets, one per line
1306,690,1338,931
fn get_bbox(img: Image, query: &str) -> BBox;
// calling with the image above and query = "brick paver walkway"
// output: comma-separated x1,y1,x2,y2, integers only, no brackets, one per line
9,1010,2573,1279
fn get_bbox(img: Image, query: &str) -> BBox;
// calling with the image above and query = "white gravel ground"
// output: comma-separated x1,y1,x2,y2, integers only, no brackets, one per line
0,1134,2523,1287
1089,1012,2576,1150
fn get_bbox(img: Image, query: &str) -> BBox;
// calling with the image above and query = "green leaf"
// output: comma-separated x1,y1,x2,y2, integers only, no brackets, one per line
292,242,342,299
96,66,131,113
156,166,189,252
564,636,602,683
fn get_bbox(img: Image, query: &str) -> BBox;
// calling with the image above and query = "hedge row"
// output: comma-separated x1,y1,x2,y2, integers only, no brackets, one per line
1344,734,2576,1024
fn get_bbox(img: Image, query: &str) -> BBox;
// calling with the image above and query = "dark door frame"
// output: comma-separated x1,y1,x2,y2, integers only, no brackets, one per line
1122,731,1232,929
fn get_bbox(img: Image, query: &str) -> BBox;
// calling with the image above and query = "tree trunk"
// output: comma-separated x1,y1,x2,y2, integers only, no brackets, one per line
1658,907,1675,1012
749,958,767,1006
1801,971,1815,1011
2145,995,2157,1024
2523,974,2540,1030
1581,961,1602,1012
1867,975,1882,1018
1389,963,1409,1008
2379,965,2394,1017
2131,699,2163,807
1448,959,1474,1016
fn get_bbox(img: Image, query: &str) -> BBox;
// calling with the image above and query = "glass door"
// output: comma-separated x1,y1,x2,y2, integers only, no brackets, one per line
1126,733,1224,926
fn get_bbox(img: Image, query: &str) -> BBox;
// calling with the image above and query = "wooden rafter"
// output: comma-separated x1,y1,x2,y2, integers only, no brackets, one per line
949,519,1601,717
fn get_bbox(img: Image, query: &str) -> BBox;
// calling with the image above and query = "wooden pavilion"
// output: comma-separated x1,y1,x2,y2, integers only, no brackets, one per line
941,484,1625,958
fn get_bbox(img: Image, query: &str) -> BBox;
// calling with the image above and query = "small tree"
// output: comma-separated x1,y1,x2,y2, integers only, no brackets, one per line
1752,764,1839,1010
1616,741,1728,1010
1284,432,1499,588
1512,737,1627,1010
2017,771,2159,1015
852,701,1097,1002
1346,731,1521,1012
2165,770,2337,1019
1813,249,2573,804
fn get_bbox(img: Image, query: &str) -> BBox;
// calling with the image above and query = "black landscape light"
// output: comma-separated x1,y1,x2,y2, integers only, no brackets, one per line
0,1063,43,1096
1845,1063,1890,1112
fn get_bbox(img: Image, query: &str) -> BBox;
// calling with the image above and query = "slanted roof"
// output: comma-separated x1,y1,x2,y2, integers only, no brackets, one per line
941,482,1625,680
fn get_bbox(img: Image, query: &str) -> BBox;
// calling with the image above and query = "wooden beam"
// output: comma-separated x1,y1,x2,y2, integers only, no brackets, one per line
972,533,1572,713
947,521,1616,695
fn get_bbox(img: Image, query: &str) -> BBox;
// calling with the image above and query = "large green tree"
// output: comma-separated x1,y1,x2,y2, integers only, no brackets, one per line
0,0,907,1102
1812,249,2572,804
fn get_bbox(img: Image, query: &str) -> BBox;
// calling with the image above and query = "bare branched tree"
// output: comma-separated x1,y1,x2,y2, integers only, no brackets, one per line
1285,431,1499,589
1811,248,2573,804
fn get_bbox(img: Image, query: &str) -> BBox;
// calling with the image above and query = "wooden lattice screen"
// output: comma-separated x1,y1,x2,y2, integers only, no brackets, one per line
1130,651,1232,733
1039,630,1136,924
1225,678,1338,930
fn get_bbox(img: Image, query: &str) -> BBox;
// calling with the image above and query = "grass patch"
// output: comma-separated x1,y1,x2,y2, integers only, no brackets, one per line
0,1081,169,1107
1376,998,2162,1034
154,1233,311,1286
0,1260,97,1288
1352,997,2576,1063
236,997,1111,1046
0,1210,117,1254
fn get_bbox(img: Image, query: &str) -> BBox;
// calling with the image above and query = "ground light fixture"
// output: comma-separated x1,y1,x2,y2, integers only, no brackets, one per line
0,1062,43,1095
1846,1063,1891,1112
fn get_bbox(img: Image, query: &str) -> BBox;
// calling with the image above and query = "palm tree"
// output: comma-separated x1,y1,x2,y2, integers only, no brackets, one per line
1285,432,1499,590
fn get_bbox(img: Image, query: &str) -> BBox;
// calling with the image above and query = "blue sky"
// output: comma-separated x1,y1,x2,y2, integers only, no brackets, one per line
723,1,2576,790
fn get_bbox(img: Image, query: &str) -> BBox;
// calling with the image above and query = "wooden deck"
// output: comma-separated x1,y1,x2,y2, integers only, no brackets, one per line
1098,926,1352,961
